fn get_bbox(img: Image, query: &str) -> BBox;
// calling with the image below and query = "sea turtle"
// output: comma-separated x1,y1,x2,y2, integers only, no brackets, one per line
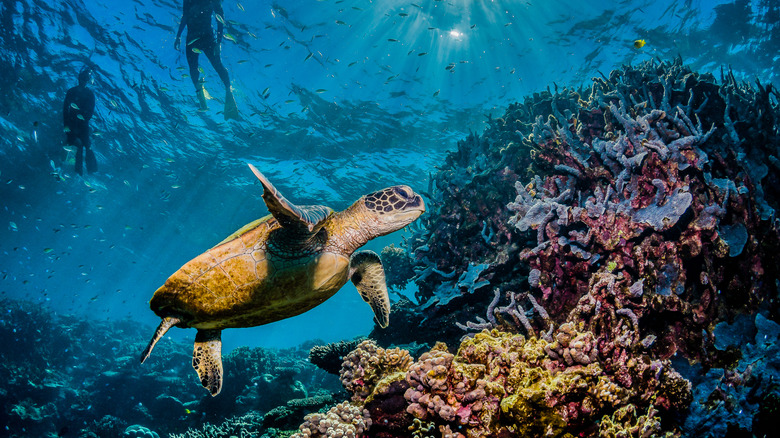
140,164,425,396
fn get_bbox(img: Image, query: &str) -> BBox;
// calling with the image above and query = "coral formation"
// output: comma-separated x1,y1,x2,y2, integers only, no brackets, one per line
332,329,690,437
291,402,372,438
310,339,363,375
376,58,779,436
123,425,160,438
339,340,413,403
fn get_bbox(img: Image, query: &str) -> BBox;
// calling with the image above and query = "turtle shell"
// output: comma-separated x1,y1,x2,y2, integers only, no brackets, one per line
149,214,350,329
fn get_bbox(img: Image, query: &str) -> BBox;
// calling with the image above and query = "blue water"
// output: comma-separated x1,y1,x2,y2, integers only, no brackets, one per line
1,1,779,435
3,0,775,350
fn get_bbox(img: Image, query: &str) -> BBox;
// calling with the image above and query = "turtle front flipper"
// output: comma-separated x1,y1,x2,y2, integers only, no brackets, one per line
193,329,223,396
349,250,391,328
248,163,333,232
140,316,181,363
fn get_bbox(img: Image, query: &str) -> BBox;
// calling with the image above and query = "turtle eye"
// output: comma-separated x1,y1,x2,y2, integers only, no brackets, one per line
395,186,411,199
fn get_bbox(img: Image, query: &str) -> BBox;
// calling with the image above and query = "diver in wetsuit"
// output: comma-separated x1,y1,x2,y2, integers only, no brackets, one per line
174,0,239,120
63,67,97,175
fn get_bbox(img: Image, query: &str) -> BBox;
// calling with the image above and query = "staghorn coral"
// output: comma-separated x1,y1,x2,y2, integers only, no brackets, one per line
168,411,264,438
291,402,371,438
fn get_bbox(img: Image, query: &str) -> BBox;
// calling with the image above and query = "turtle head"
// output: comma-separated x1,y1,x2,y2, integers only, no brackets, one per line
361,185,425,235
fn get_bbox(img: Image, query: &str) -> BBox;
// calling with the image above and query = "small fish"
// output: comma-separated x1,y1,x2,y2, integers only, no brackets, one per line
44,248,54,254
633,39,646,49
398,13,408,17
237,59,248,64
223,33,238,43
191,48,203,54
76,114,85,121
9,222,18,231
387,38,399,42
315,89,327,93
433,90,440,97
215,14,226,25
348,61,357,67
70,103,80,110
262,87,270,95
237,3,244,12
335,20,347,25
304,52,313,61
188,37,200,45
418,52,428,56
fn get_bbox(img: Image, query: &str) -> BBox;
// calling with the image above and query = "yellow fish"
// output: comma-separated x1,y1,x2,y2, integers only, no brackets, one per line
633,39,646,49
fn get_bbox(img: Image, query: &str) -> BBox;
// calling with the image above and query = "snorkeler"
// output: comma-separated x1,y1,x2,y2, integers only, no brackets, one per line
63,67,97,175
174,0,239,120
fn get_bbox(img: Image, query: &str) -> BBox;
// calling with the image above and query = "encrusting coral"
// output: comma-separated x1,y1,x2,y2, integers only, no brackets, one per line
339,340,413,403
328,328,691,437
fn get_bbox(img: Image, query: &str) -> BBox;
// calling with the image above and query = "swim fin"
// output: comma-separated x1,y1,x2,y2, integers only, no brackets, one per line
86,148,97,174
196,87,208,111
224,89,239,120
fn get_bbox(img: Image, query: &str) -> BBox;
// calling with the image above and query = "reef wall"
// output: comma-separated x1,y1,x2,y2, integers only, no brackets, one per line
358,57,780,437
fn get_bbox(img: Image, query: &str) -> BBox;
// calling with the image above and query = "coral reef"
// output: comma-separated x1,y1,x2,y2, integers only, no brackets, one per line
339,340,413,403
377,58,779,436
328,329,690,437
168,412,264,438
0,298,342,438
309,339,363,375
123,425,160,438
291,402,372,438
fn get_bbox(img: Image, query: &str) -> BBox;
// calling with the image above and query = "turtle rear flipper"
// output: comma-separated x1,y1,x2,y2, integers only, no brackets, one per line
349,250,391,328
193,329,223,396
140,316,180,363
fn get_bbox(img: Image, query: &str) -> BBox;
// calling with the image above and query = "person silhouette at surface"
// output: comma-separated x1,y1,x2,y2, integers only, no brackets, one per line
175,0,239,120
63,67,97,175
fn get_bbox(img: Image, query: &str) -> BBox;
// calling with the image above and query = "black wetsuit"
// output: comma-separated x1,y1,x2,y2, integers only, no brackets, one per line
179,0,230,89
63,84,96,174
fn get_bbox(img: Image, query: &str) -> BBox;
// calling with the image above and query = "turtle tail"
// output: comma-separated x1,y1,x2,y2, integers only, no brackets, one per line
140,316,181,363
